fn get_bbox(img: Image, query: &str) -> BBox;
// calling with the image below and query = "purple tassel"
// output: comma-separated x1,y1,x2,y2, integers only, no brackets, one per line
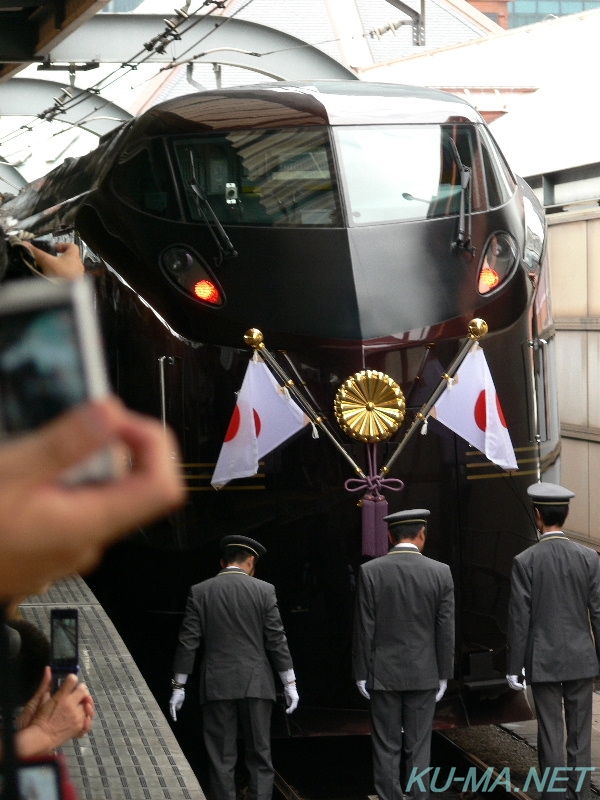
361,494,377,557
345,443,405,559
373,495,390,557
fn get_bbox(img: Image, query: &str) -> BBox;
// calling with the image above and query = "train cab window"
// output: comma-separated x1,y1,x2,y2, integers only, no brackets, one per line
478,126,516,208
170,129,342,227
334,124,513,226
111,140,180,220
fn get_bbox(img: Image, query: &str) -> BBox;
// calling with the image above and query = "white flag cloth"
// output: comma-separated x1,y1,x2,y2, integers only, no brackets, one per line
211,358,309,488
432,347,518,470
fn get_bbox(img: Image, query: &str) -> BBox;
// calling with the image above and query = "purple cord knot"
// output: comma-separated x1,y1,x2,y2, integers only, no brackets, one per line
344,444,404,558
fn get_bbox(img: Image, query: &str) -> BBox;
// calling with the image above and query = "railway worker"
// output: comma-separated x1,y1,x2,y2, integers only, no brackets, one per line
507,482,600,800
169,534,299,800
352,509,455,800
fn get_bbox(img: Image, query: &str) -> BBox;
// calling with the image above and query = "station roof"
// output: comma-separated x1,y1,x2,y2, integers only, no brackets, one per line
356,7,600,176
0,0,111,84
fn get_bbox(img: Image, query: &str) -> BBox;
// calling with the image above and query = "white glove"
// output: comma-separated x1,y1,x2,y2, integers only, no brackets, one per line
356,680,370,699
283,683,299,714
435,679,447,702
506,674,526,691
169,688,185,721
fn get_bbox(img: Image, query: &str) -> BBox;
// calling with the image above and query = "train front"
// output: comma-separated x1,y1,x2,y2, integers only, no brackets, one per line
74,82,557,733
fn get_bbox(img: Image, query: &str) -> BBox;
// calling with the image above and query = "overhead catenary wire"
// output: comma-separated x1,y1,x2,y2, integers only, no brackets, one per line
0,2,403,157
0,0,226,151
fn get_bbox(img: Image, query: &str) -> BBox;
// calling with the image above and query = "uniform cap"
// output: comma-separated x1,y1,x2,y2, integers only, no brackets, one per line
220,535,267,559
527,482,574,505
383,509,430,529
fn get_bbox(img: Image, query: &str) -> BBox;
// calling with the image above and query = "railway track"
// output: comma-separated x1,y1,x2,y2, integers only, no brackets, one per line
271,728,541,800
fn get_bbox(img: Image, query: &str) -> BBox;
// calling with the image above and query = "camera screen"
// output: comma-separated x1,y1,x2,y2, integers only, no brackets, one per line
0,763,62,800
19,763,62,800
0,304,86,433
52,616,77,662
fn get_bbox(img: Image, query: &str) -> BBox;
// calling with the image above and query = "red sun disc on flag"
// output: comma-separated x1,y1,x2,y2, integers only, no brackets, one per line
224,405,241,442
474,390,508,431
223,405,262,441
496,394,508,427
475,391,486,431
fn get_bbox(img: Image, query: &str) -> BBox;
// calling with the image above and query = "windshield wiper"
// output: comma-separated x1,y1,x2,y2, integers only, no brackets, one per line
447,137,473,253
189,179,238,262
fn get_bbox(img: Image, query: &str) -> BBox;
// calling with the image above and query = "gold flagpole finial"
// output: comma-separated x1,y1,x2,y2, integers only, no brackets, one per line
467,318,488,340
244,328,265,349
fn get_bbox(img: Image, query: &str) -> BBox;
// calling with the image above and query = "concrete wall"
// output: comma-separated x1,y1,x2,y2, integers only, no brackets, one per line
547,208,600,546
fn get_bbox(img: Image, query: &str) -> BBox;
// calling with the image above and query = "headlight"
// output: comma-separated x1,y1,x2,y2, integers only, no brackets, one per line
160,245,224,306
477,232,518,295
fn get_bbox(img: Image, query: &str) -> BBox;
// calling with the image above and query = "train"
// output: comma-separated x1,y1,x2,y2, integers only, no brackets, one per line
0,81,558,740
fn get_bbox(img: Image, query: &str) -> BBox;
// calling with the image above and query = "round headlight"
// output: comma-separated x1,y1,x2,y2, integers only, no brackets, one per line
162,247,193,273
477,232,518,295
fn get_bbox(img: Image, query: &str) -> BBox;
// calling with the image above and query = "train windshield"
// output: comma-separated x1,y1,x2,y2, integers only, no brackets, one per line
334,123,515,226
112,124,514,228
169,129,342,227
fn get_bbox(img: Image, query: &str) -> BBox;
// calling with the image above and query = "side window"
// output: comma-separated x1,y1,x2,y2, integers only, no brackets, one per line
478,126,516,209
111,140,180,220
428,126,486,218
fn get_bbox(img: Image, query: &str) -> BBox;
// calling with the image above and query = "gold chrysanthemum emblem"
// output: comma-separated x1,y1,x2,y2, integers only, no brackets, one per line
334,370,405,442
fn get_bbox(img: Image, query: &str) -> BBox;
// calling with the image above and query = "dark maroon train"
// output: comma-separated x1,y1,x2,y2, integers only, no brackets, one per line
0,81,558,738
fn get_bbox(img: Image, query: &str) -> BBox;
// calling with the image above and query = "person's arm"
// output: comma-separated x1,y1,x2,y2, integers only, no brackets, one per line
0,396,185,599
170,590,203,721
506,558,532,681
587,554,600,667
435,567,455,681
352,568,375,693
16,666,52,730
262,587,293,672
169,674,188,722
21,242,85,280
261,588,299,713
14,670,94,758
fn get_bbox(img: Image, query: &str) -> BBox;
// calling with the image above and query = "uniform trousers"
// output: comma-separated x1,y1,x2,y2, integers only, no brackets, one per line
201,697,274,800
370,688,437,800
531,678,594,800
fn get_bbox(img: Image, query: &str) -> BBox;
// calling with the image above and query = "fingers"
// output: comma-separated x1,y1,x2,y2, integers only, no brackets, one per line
60,408,185,543
3,399,124,485
0,397,185,593
22,242,84,280
285,699,298,714
33,667,53,700
53,673,80,696
83,694,95,720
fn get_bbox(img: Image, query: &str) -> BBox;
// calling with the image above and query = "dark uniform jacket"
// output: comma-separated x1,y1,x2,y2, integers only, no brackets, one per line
352,546,455,691
507,533,600,683
173,567,294,704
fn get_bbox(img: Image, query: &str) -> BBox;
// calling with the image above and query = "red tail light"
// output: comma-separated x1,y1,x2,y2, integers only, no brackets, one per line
478,266,500,293
194,280,221,304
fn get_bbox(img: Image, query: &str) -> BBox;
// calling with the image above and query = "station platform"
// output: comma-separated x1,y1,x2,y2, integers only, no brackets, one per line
502,685,600,793
19,576,206,800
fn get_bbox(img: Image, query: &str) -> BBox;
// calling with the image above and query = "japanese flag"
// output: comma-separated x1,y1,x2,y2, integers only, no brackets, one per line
211,357,309,488
432,346,518,470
